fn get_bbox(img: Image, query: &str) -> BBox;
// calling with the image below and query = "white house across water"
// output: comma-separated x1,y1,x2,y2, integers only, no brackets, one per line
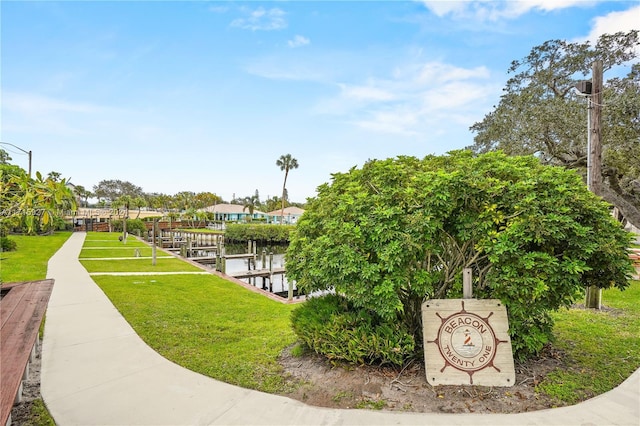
201,204,304,224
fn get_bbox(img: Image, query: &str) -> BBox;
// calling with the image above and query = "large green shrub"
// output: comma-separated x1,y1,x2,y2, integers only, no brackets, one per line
291,294,415,366
111,218,147,236
225,223,294,242
1,236,17,252
287,151,634,360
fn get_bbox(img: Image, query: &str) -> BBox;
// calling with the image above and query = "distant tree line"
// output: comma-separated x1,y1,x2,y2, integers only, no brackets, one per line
87,179,305,216
83,153,304,216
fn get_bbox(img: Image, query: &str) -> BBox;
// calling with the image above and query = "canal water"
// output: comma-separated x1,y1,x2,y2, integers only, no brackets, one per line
217,242,299,298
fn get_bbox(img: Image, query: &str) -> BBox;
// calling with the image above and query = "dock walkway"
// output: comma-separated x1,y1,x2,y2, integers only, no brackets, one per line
228,267,286,279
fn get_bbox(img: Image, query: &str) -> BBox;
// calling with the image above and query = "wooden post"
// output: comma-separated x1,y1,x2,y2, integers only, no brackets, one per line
152,219,157,266
586,60,603,310
216,237,222,272
463,268,473,299
252,242,257,270
269,251,274,292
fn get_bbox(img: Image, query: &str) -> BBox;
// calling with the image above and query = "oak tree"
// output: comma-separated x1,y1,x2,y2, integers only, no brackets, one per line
469,31,640,227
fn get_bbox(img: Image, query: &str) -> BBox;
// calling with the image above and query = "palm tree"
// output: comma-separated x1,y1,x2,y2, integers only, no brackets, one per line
242,193,260,221
73,185,92,207
181,207,198,228
113,195,132,243
263,196,282,213
276,154,299,224
131,196,146,219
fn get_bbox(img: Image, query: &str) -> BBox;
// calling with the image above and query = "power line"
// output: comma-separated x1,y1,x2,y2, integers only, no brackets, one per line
0,141,32,177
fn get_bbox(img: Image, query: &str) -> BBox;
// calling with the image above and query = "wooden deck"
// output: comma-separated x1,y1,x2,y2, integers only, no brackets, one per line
223,253,255,260
228,267,286,279
189,256,217,264
187,253,255,266
1,279,55,426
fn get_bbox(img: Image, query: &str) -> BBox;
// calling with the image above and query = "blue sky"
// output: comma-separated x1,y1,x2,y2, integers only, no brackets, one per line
2,1,638,203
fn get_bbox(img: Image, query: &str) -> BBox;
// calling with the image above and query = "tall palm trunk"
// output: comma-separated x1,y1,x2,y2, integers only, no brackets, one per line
280,169,289,224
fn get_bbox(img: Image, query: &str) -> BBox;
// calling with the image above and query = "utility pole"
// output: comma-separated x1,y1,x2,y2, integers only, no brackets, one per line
588,60,603,196
0,142,32,177
585,60,603,309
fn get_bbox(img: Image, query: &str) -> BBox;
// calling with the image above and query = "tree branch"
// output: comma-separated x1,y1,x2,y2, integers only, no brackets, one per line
600,185,640,229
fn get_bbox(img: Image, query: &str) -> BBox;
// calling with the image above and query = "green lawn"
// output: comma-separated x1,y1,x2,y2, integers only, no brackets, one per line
2,230,638,405
0,232,71,283
80,258,202,273
79,247,161,258
79,232,201,273
82,232,148,246
540,281,640,404
92,273,297,392
80,231,297,392
0,231,71,425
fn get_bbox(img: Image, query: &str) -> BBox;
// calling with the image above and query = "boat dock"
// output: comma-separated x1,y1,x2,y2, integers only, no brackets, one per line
229,267,286,279
151,231,295,298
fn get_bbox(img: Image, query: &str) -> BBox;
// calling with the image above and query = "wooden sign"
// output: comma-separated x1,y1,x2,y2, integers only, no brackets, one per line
422,299,515,387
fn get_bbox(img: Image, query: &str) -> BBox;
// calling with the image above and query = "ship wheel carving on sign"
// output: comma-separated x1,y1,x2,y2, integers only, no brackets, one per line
426,300,510,385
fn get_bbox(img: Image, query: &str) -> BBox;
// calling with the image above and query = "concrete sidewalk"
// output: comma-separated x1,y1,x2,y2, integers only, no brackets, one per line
42,232,639,425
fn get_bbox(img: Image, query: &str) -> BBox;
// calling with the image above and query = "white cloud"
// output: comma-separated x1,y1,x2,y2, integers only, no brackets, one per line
2,93,102,136
502,0,596,17
584,5,640,43
421,1,467,17
420,0,595,21
395,62,491,85
321,61,496,136
288,35,310,48
1,91,164,142
230,7,287,31
209,5,229,14
421,81,490,111
571,5,640,58
245,59,327,81
353,108,421,136
4,92,103,115
339,84,396,102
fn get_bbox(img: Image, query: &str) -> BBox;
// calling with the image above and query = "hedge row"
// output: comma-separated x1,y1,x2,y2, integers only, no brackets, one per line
111,218,148,235
224,223,295,243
